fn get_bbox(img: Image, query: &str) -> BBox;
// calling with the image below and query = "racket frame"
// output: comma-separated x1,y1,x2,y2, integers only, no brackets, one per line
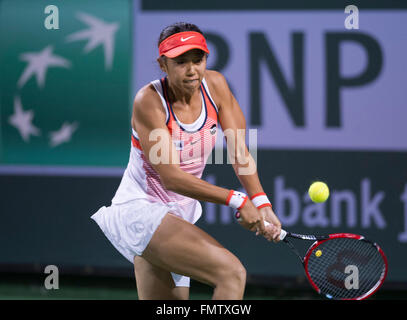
283,232,388,300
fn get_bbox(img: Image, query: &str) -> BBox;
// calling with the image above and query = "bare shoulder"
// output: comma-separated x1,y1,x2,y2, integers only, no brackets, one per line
204,70,228,91
134,83,160,109
204,70,232,109
132,83,166,128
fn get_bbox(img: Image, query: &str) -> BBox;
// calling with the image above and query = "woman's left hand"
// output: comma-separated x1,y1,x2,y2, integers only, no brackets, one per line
256,206,282,242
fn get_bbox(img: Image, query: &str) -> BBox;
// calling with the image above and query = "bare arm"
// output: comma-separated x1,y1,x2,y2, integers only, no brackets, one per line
205,71,264,196
206,71,282,240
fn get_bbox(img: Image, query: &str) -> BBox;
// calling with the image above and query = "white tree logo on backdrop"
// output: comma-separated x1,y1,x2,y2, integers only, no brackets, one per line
8,11,120,147
8,96,41,142
17,45,71,89
66,12,119,70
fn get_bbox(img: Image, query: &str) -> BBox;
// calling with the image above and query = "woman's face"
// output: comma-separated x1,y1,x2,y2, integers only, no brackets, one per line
160,49,207,93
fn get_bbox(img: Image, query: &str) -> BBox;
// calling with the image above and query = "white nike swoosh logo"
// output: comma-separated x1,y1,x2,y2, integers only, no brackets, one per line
181,36,195,42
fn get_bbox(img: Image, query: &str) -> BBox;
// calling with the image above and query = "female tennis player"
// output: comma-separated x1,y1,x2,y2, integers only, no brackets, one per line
91,22,282,300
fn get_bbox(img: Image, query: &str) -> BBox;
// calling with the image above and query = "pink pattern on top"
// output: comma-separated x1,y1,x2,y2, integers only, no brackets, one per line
143,78,218,208
111,78,218,224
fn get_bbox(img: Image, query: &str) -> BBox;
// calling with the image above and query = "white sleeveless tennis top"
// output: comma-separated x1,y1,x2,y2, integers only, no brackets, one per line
111,77,219,223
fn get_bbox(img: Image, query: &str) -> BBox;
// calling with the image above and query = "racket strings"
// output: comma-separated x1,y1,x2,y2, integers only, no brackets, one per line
306,238,385,299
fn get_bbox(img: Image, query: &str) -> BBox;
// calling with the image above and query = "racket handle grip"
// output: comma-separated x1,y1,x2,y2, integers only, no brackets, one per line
279,229,287,240
235,212,287,240
263,220,287,240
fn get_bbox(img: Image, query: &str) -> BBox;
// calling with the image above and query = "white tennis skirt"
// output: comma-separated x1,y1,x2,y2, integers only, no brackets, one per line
91,198,190,287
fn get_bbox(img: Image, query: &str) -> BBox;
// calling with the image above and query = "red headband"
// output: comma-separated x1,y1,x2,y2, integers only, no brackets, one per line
158,31,209,58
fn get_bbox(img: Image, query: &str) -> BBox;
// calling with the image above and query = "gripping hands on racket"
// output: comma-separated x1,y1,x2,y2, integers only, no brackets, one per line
235,200,266,233
235,192,282,242
236,206,281,242
256,206,282,242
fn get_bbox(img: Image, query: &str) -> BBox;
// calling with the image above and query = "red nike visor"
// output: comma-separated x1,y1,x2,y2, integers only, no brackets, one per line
158,31,209,58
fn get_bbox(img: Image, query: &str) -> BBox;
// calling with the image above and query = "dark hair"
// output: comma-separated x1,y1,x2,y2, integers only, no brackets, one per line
158,22,204,46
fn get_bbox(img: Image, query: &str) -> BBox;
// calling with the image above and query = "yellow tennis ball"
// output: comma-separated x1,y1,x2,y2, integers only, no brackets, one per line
308,181,330,203
315,250,322,257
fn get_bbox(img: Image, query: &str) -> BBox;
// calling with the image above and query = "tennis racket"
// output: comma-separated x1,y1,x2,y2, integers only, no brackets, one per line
269,222,388,300
237,214,388,300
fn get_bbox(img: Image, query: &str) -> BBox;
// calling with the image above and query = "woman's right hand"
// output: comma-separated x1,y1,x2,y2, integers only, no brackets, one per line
236,200,266,235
